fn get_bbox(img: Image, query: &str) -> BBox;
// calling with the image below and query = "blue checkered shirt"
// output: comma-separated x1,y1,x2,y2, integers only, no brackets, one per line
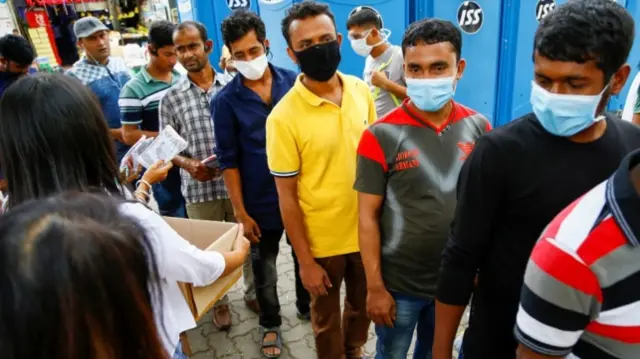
159,71,228,204
67,57,131,160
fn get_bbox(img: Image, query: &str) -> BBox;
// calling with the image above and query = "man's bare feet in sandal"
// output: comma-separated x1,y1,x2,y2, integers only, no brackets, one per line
261,328,282,358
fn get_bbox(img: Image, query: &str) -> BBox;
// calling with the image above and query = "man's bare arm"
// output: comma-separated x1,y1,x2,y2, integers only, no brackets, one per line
110,128,124,142
358,192,385,290
273,176,314,265
382,80,408,99
121,125,158,146
633,113,640,126
432,301,467,359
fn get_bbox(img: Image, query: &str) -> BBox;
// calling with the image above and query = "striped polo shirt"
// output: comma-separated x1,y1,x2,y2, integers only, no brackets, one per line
119,67,182,132
354,99,490,298
515,149,640,359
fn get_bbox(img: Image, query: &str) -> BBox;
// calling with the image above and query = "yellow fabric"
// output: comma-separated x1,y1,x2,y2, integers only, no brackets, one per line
266,72,377,258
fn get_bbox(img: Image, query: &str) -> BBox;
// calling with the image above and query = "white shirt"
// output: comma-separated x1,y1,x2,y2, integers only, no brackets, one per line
119,202,226,356
622,71,640,122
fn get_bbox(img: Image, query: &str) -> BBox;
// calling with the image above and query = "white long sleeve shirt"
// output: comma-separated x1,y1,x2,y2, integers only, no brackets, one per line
119,202,226,356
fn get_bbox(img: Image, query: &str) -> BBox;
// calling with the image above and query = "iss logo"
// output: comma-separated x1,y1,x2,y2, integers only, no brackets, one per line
535,0,556,22
457,1,483,35
227,0,251,10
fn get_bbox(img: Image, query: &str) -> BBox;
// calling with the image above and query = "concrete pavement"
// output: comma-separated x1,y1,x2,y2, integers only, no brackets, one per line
185,240,468,359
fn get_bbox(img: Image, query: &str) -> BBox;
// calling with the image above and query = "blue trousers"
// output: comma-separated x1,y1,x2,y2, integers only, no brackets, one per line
152,167,186,218
172,341,188,359
375,292,435,359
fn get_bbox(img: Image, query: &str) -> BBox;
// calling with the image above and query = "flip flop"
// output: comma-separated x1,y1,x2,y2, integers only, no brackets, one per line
260,327,283,358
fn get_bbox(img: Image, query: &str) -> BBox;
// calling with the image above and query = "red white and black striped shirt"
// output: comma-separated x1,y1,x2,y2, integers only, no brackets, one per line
516,149,640,359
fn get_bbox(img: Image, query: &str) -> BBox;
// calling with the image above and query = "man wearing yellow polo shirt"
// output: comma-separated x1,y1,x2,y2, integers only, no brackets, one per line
266,2,376,358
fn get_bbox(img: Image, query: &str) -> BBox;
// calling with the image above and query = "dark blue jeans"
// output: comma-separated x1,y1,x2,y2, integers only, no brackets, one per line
375,292,435,359
152,167,186,218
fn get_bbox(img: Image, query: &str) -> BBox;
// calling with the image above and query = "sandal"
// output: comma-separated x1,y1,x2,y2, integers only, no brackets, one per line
260,327,283,358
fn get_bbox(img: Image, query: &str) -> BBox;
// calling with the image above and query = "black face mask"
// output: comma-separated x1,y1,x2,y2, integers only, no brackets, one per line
294,41,341,82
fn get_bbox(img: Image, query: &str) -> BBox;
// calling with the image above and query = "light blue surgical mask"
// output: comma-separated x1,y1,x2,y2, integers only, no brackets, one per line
406,76,456,112
531,81,607,137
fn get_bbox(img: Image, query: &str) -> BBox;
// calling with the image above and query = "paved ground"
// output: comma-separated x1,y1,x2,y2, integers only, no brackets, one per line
185,240,468,359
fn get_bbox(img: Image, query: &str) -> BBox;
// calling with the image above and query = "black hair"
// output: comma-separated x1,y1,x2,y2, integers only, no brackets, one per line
0,73,121,209
346,7,381,30
0,34,35,66
401,18,462,61
281,0,336,46
221,9,266,51
0,192,168,359
534,0,634,80
175,20,208,44
148,20,176,50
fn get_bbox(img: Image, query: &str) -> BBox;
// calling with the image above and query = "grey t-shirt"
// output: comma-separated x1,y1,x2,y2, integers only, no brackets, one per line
354,102,490,298
364,45,405,119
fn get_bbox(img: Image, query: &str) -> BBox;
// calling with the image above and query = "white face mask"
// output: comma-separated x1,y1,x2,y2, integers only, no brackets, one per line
349,28,390,57
233,54,268,81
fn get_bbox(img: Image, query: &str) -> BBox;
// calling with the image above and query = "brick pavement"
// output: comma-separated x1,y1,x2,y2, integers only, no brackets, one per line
185,240,468,359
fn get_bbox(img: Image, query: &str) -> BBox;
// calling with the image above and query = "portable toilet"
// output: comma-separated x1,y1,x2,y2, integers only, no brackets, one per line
415,0,503,125
609,0,634,113
177,0,196,21
256,0,297,72
192,0,260,70
492,0,569,126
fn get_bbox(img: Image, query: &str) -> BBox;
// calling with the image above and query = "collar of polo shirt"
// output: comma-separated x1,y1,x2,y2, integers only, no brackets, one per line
606,148,640,246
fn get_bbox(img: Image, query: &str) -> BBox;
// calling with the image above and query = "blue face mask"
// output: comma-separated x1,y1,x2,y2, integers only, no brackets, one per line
531,81,607,137
406,76,456,112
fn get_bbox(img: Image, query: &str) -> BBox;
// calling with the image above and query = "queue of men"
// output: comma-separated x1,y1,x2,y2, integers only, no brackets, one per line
2,0,638,358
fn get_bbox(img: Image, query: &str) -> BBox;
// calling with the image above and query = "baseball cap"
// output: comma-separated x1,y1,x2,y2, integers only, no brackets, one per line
74,17,109,39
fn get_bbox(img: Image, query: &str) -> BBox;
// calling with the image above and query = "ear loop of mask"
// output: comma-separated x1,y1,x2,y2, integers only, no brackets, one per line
373,28,391,47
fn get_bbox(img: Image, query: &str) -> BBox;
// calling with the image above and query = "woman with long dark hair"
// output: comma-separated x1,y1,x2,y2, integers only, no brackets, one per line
0,73,250,358
0,193,169,359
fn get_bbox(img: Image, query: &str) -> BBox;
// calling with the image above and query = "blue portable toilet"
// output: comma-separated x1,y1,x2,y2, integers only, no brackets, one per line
609,0,634,112
177,0,195,22
494,0,569,126
256,0,297,72
192,0,260,70
416,0,503,124
326,0,410,78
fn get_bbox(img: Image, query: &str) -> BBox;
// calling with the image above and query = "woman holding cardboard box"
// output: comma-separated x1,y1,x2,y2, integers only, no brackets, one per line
0,73,251,358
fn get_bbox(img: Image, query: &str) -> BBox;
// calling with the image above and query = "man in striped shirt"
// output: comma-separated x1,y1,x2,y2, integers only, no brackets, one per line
119,20,186,218
515,148,640,359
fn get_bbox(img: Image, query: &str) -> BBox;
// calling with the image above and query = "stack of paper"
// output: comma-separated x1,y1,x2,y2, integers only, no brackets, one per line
119,125,188,172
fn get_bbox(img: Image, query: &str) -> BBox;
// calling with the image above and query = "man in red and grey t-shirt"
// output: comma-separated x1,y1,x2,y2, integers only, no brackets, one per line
354,18,491,358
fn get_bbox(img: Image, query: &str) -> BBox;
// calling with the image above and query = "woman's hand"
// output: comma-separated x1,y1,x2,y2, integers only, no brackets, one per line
141,160,173,185
119,157,143,184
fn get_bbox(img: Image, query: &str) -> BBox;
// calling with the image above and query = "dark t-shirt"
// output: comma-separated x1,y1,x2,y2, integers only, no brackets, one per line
436,113,640,359
354,100,491,298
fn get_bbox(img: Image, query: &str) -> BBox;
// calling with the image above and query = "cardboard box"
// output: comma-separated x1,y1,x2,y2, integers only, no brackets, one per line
164,217,244,321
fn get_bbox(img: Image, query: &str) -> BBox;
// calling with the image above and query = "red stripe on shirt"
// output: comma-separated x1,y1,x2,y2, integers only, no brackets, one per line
357,129,388,172
586,321,640,343
377,105,424,127
531,238,603,302
540,196,584,239
577,217,627,266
